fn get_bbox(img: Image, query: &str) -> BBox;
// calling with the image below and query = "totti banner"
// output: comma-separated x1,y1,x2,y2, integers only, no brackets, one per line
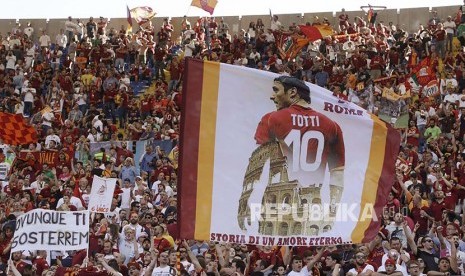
179,59,400,246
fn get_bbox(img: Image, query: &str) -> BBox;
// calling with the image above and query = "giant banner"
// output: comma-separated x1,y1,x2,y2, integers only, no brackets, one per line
179,59,401,246
12,210,89,252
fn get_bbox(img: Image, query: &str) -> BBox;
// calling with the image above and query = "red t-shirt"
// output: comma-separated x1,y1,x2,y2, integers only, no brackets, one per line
429,199,448,221
369,245,385,268
14,261,28,275
33,257,50,276
255,105,345,184
406,127,419,147
141,99,151,113
410,206,430,235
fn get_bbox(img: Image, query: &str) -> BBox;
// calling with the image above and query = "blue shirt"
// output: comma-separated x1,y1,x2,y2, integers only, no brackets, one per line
119,165,138,184
140,152,157,173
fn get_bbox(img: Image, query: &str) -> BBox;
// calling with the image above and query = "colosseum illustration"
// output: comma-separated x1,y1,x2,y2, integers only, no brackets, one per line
237,142,334,236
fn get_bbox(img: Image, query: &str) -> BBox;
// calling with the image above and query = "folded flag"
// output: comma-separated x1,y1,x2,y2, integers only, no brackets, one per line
191,0,218,15
129,6,156,25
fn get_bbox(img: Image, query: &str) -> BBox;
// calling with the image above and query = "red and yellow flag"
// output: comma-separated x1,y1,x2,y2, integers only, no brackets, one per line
275,32,309,61
299,24,335,41
0,113,38,145
191,0,218,15
411,57,435,86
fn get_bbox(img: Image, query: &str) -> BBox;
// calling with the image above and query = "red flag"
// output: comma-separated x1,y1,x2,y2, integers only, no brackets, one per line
0,113,38,145
126,5,132,27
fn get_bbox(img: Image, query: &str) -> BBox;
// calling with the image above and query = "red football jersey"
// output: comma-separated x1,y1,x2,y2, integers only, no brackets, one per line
255,105,345,184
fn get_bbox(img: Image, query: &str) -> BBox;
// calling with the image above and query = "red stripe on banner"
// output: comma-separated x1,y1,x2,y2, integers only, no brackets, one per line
178,58,204,239
362,127,401,243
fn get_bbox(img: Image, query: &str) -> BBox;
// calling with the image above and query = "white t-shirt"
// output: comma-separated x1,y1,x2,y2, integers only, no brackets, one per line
39,35,51,47
180,261,194,274
56,196,83,210
184,41,195,57
415,110,428,126
458,94,465,108
86,132,101,142
152,265,176,276
347,264,375,275
65,20,77,32
299,266,313,276
9,39,21,48
120,187,131,209
6,55,16,70
443,93,459,104
25,47,35,57
55,34,67,48
118,235,136,265
151,182,175,198
120,77,130,90
23,88,36,102
443,20,456,34
42,112,54,127
270,20,282,31
93,117,103,132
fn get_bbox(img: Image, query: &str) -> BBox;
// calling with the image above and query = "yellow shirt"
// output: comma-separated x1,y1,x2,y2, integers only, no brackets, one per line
406,190,429,210
81,74,94,86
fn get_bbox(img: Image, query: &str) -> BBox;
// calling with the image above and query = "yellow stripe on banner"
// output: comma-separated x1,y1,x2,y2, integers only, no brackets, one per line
351,115,387,243
195,61,220,240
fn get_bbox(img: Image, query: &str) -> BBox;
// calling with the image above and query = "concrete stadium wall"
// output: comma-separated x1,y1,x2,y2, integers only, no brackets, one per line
0,5,460,39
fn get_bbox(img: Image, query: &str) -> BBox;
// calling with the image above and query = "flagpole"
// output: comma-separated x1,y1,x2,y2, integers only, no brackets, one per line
86,210,92,267
6,251,12,274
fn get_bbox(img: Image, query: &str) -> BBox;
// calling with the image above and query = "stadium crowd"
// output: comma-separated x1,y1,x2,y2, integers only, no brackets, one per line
1,4,465,276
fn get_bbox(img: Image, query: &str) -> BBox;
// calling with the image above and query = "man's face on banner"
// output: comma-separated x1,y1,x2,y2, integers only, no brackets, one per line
271,81,292,110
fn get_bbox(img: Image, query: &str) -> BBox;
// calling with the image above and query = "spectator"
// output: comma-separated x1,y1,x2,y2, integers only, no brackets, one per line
5,7,465,276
